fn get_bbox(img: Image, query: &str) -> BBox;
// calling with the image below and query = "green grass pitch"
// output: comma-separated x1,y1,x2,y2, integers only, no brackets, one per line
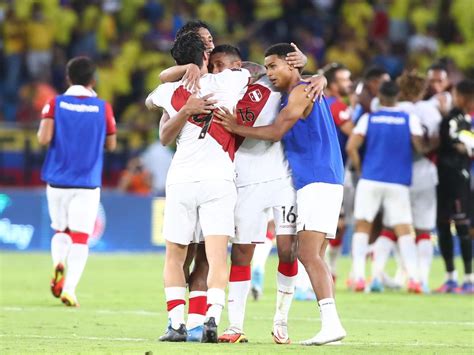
1,252,473,354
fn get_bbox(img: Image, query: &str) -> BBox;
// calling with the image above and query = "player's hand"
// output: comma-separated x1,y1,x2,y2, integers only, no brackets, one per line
183,64,201,92
183,94,216,116
285,43,307,69
214,106,238,133
304,75,327,102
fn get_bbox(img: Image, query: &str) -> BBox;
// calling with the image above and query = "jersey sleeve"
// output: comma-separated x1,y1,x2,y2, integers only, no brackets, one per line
409,114,423,136
41,98,56,119
146,83,178,116
330,101,351,127
353,113,369,135
105,102,117,135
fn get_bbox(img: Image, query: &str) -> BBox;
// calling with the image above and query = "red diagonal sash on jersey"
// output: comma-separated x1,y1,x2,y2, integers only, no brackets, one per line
171,86,238,160
235,83,272,150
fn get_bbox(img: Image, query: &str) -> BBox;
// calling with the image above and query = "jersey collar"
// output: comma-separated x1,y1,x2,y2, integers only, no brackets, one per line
64,85,97,97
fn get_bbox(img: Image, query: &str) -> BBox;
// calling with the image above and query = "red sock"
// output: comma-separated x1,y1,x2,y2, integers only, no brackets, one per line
380,229,397,242
278,260,298,277
69,231,89,244
229,265,251,282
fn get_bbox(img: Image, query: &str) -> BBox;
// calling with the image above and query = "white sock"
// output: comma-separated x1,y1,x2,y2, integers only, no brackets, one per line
351,232,369,281
228,280,250,330
252,238,273,274
274,272,296,323
295,260,312,291
318,298,343,331
464,273,473,283
447,270,457,281
63,243,89,295
165,287,186,329
371,236,395,281
186,290,206,329
392,245,407,286
206,288,225,325
417,239,433,286
398,235,418,281
327,245,341,278
51,232,72,266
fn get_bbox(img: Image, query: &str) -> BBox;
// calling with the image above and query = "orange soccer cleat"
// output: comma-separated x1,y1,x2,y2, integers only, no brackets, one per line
50,263,65,298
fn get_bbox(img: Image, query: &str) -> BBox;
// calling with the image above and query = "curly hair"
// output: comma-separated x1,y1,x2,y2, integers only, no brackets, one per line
397,71,427,102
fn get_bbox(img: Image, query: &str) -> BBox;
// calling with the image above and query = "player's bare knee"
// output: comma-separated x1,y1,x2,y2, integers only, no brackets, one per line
230,243,255,265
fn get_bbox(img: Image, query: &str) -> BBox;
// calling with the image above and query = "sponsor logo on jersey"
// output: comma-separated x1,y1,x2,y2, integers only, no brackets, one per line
59,101,100,113
249,89,263,103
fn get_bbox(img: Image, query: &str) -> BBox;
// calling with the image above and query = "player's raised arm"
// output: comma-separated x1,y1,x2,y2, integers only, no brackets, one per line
215,85,310,142
159,94,217,146
159,64,201,92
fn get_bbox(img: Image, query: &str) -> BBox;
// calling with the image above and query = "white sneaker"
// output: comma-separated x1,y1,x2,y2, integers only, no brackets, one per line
300,326,346,346
272,320,290,344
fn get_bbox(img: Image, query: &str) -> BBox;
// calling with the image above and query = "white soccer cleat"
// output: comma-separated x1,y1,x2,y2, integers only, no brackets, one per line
300,326,346,346
272,320,291,344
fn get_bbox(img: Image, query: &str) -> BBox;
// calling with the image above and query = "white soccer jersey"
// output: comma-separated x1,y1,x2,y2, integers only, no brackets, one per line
147,68,250,186
234,76,291,187
398,100,442,190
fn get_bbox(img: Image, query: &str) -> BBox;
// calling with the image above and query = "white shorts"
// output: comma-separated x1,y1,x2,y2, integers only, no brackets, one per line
296,182,343,239
410,187,437,230
164,180,237,245
233,177,296,244
46,185,100,235
355,179,412,226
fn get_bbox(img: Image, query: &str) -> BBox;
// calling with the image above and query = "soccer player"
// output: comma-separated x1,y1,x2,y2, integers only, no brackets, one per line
37,56,117,307
146,32,250,343
208,44,326,344
353,66,390,120
371,72,441,293
346,81,427,293
425,63,452,115
216,43,346,345
435,79,474,294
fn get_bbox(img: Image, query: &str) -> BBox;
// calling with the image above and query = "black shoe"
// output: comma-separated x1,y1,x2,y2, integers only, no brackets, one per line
201,317,218,343
159,324,187,342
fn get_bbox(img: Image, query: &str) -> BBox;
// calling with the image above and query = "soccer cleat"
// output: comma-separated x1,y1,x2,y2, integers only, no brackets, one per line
294,287,317,301
50,263,65,298
370,278,384,293
186,325,204,342
407,279,422,294
159,323,187,342
251,285,262,301
434,280,458,294
352,279,365,292
272,320,291,344
60,291,79,307
300,326,346,346
202,317,218,343
459,281,474,295
218,327,248,343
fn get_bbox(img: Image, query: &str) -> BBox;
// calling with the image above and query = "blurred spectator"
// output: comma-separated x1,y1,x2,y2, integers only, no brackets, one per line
120,97,159,144
140,141,173,196
118,157,152,196
25,3,55,79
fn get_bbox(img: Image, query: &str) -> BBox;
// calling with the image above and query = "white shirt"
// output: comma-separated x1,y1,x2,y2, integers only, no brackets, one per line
234,76,291,187
146,68,250,186
398,100,442,190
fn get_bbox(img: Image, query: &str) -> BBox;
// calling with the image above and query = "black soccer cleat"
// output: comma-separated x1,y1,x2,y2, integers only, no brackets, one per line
202,317,218,343
158,323,187,342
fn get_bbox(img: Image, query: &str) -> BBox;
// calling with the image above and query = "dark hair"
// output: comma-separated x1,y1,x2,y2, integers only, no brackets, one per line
211,44,242,60
66,56,96,86
321,63,348,85
455,79,474,98
175,20,210,40
264,43,294,59
363,66,388,81
428,62,447,73
170,31,206,67
379,80,400,98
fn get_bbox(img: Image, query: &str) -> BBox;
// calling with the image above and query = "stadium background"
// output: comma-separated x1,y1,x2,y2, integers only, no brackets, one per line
1,1,473,353
1,0,473,252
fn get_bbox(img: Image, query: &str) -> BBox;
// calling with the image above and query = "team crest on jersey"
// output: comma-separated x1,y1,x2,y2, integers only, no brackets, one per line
249,89,263,103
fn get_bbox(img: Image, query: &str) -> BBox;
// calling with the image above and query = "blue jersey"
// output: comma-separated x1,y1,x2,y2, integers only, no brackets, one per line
361,109,412,186
42,95,107,188
281,83,344,190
